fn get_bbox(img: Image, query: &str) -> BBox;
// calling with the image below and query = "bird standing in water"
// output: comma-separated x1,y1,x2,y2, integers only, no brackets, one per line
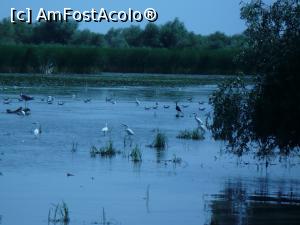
175,102,183,117
33,122,42,138
20,93,34,108
101,123,109,136
135,98,141,106
193,113,206,131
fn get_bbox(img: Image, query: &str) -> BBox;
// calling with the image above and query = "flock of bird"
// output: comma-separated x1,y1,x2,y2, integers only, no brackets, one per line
3,93,207,139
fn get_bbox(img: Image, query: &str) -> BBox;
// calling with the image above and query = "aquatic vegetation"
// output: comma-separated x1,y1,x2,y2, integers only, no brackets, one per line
90,141,119,158
172,154,182,164
130,145,142,163
90,146,98,158
152,131,167,150
92,208,117,225
177,129,205,140
48,201,70,225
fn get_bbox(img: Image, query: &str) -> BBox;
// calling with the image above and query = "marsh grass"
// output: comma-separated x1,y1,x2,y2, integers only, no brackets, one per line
151,131,167,150
177,129,205,140
90,141,119,158
48,201,70,225
130,145,142,163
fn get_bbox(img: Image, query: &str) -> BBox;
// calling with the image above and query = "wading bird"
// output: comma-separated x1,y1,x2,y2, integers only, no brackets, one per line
20,93,34,108
47,96,54,104
122,124,134,136
152,102,159,110
175,102,183,117
122,124,134,146
101,123,109,136
33,122,42,138
193,113,206,131
135,98,141,106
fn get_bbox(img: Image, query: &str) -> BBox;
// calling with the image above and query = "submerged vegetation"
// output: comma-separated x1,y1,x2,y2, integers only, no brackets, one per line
48,201,70,225
177,129,205,140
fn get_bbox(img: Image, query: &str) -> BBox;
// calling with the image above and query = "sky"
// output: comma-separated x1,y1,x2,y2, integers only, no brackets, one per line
0,0,247,35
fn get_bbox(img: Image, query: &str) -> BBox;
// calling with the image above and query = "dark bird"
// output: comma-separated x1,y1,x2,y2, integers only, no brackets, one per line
20,93,34,108
84,98,91,103
20,94,34,101
176,102,182,113
176,102,183,117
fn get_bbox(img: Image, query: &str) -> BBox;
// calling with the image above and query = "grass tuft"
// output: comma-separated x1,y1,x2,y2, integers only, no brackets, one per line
48,201,70,224
177,129,205,140
130,145,142,163
90,141,119,158
152,131,167,150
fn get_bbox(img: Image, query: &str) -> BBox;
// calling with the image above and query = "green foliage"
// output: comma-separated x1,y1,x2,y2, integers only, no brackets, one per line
130,145,142,163
90,141,118,158
0,17,245,50
0,45,240,74
177,129,205,140
152,131,167,150
210,0,300,159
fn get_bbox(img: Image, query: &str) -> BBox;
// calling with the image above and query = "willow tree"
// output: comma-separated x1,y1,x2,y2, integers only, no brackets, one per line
210,0,300,160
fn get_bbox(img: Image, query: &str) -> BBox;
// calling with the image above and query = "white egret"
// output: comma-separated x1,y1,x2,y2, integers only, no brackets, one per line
193,113,206,131
135,98,141,106
122,124,134,136
101,123,109,136
33,122,42,138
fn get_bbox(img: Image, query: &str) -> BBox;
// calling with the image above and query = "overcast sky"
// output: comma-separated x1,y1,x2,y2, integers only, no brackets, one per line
1,0,247,35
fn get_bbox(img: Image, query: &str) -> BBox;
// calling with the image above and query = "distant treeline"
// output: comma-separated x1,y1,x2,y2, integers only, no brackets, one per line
0,18,248,74
0,45,241,74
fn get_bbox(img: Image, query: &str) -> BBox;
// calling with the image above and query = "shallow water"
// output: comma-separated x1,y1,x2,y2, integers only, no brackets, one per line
0,85,299,225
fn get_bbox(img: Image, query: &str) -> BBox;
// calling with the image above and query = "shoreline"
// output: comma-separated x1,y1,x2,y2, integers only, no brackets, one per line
0,73,253,88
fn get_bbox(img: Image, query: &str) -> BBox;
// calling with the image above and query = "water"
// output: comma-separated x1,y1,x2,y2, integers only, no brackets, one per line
0,85,299,225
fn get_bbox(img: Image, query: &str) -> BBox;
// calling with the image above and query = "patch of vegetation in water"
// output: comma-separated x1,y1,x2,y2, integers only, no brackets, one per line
48,201,70,225
90,141,120,158
151,131,167,150
177,129,205,140
130,145,142,163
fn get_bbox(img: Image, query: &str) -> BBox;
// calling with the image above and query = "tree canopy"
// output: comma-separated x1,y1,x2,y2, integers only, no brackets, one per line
210,0,300,160
0,17,245,50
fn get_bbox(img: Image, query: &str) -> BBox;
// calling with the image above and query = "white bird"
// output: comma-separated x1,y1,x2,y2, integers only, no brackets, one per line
135,98,141,106
101,123,109,136
33,123,42,138
193,113,206,130
122,124,134,136
47,96,54,104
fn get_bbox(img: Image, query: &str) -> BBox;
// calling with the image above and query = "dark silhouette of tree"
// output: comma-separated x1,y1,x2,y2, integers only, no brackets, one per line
210,0,300,160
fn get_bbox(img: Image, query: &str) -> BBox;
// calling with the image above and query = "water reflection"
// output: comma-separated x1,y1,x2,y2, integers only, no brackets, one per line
208,178,300,225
